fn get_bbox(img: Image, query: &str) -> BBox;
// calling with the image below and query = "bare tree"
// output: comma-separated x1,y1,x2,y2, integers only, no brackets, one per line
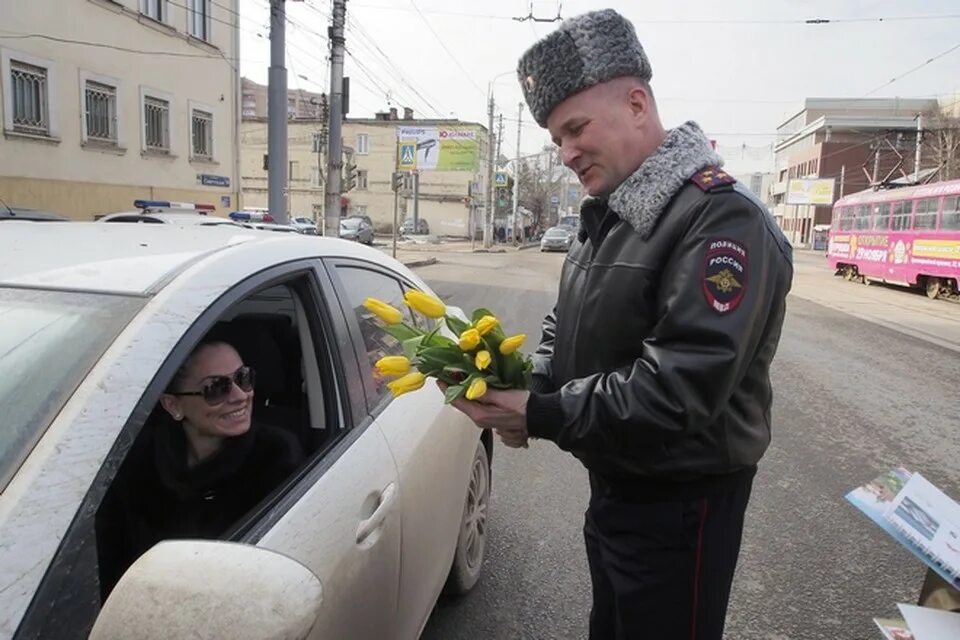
921,109,960,182
518,146,565,227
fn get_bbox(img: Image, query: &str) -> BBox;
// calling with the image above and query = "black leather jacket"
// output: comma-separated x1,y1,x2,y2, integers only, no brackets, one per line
526,125,793,486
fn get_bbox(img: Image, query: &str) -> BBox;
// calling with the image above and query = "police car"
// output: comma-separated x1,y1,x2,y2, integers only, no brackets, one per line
97,200,242,227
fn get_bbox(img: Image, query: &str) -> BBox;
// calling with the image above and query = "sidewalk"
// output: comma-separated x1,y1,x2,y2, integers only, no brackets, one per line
375,236,540,269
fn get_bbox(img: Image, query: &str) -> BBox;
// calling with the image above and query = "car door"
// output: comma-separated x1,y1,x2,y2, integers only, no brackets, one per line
245,265,401,639
326,259,480,638
10,265,401,640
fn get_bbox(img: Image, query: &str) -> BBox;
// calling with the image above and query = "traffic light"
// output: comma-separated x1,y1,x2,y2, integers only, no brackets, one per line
344,162,358,192
392,172,404,192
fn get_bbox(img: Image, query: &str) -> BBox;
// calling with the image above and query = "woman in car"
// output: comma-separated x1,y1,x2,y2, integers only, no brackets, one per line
96,332,304,598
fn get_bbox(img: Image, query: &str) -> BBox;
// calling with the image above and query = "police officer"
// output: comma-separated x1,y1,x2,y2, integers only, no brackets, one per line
447,9,793,639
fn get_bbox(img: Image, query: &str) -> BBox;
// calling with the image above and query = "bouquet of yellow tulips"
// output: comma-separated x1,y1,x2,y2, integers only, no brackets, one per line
364,290,532,403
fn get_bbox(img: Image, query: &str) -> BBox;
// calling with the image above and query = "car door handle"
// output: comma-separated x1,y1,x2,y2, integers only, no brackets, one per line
356,483,397,544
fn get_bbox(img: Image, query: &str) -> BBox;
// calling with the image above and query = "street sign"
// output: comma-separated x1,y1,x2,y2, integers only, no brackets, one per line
399,143,416,170
550,195,560,204
495,172,508,187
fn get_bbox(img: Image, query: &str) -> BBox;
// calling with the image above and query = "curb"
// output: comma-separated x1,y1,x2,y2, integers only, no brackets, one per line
403,257,438,268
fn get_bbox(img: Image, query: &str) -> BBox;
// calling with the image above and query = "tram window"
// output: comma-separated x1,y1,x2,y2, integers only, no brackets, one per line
872,203,891,230
891,201,913,231
839,208,854,231
913,198,939,231
942,197,960,231
855,205,872,230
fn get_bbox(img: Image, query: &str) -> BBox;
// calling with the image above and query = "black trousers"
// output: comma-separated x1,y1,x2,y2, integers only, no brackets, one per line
583,470,755,640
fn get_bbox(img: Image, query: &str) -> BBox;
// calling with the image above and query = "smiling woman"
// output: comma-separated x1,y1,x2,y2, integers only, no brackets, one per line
95,330,305,598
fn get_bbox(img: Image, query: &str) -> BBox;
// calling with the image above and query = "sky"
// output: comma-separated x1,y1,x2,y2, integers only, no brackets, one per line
238,0,960,173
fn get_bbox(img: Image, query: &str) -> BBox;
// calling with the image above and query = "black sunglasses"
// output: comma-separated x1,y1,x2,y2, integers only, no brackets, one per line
170,366,256,406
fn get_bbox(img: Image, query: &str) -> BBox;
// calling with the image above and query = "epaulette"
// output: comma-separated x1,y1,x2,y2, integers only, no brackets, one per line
690,166,736,193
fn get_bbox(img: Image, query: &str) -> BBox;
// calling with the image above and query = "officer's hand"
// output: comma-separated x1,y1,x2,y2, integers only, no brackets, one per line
439,382,530,449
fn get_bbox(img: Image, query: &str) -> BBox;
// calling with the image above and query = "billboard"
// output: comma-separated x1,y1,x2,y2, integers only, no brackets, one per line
396,126,479,172
787,178,836,206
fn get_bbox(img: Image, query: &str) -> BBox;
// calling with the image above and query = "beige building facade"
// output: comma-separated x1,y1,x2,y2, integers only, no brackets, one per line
0,0,240,220
241,110,488,236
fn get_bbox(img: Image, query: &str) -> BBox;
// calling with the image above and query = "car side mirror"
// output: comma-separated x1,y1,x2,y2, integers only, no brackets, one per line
90,540,323,640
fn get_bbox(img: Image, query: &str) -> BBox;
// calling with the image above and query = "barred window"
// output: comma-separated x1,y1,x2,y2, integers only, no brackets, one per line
85,81,117,144
144,96,170,152
191,109,213,159
11,61,48,135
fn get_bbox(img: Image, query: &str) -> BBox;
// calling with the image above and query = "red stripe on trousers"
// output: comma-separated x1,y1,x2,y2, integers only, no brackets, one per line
691,499,709,640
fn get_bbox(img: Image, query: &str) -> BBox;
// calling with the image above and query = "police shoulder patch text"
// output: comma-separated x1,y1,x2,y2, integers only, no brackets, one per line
702,238,748,314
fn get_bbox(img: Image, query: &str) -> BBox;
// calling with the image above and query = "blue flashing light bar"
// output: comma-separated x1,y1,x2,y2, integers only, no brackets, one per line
133,200,216,213
229,211,275,222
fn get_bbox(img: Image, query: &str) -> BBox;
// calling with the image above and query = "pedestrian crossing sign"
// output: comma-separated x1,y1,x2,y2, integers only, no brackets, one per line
399,142,416,170
495,172,508,187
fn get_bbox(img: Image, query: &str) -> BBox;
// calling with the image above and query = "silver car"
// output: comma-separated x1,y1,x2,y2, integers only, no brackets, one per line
0,224,491,639
339,217,375,244
540,226,575,252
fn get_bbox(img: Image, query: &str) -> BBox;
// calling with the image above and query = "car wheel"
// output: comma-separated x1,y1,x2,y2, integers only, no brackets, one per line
443,440,490,596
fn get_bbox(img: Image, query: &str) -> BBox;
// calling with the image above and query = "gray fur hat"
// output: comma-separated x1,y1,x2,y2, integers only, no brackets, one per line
517,9,652,127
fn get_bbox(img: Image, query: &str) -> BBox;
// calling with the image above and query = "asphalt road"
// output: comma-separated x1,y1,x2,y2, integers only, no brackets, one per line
417,249,960,640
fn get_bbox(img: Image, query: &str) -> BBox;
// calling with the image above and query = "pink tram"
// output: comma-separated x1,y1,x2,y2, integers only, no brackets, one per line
827,179,960,300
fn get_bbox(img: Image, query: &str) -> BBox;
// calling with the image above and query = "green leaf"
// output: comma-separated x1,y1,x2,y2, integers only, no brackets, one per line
471,308,495,323
443,314,470,336
443,383,466,404
424,334,456,348
418,346,464,365
402,335,425,360
383,324,422,342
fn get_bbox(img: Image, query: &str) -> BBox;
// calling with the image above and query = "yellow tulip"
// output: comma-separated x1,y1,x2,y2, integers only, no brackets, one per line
403,290,446,319
386,372,426,397
375,355,412,377
475,315,499,336
475,350,492,371
363,298,403,325
459,328,481,351
499,334,527,355
465,377,487,401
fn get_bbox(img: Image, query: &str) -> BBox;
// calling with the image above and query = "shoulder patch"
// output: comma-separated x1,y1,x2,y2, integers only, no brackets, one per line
702,238,747,314
690,166,736,193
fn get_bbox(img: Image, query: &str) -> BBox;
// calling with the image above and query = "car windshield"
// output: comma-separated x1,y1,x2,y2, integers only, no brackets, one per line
546,229,569,238
341,219,361,230
0,288,143,490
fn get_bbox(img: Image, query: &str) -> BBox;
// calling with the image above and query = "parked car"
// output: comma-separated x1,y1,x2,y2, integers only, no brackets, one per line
291,217,319,235
346,214,373,227
0,223,491,639
540,225,575,252
401,217,430,236
0,206,70,222
98,200,241,227
339,217,374,244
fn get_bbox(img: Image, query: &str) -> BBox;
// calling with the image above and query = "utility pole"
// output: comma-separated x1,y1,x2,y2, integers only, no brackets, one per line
915,113,923,182
514,102,522,237
872,145,881,185
513,104,522,244
324,0,347,237
484,95,495,247
268,0,288,224
839,164,846,198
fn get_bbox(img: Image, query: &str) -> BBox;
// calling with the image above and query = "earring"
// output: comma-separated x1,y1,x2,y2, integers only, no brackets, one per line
174,413,182,421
